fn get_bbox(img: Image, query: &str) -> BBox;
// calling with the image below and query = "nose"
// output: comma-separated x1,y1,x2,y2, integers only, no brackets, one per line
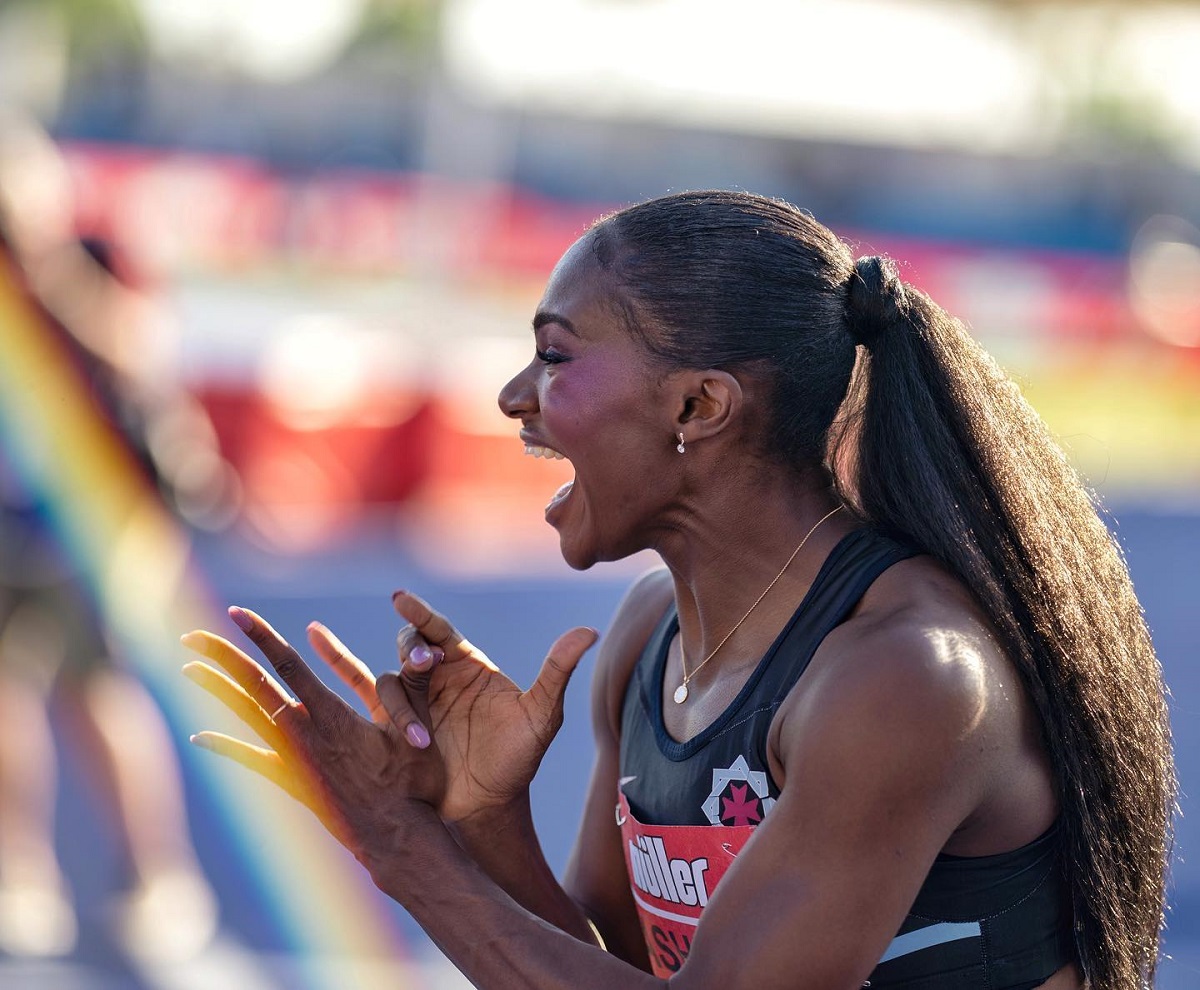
498,361,538,420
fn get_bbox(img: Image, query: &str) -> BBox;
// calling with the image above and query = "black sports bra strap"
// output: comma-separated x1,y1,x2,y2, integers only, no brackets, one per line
753,527,918,708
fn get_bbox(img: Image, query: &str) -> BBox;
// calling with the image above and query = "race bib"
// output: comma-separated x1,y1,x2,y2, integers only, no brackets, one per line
617,790,755,977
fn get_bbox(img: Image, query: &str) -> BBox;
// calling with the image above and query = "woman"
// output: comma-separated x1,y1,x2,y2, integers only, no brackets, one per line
183,191,1173,989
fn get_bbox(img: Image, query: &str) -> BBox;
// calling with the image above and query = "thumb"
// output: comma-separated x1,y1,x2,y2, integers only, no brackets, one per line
524,627,599,728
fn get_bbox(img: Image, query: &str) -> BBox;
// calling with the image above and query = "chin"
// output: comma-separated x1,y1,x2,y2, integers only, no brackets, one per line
557,538,600,572
556,529,643,572
554,522,621,571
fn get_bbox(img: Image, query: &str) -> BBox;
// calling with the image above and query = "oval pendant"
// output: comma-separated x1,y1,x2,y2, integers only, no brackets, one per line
673,683,689,704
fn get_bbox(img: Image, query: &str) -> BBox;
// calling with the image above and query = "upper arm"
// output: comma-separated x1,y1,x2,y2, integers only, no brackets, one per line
672,622,995,990
563,567,674,966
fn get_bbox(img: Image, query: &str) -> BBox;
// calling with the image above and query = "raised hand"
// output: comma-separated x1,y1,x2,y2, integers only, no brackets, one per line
181,607,445,873
366,591,598,824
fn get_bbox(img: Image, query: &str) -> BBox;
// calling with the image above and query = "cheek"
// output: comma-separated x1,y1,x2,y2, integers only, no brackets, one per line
546,361,658,439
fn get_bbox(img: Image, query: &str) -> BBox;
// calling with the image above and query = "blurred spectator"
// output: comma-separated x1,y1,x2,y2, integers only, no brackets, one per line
0,117,233,963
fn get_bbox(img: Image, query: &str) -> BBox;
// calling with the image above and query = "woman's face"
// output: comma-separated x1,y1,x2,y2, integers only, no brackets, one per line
498,234,682,569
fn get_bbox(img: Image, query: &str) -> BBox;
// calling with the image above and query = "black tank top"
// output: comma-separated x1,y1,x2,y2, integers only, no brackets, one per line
618,527,1075,987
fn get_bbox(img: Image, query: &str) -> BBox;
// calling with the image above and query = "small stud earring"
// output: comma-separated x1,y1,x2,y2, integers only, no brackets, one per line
676,433,686,454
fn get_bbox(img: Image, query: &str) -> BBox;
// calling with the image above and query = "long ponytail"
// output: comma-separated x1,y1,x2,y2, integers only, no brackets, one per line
592,191,1173,986
832,256,1175,990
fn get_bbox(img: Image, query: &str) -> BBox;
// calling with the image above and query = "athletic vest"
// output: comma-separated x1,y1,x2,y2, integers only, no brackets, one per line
617,527,1076,987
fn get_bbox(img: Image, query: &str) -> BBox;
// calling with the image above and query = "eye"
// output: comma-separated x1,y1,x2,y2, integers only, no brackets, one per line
536,347,568,365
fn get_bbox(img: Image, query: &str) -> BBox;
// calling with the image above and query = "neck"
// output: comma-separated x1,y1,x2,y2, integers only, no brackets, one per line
655,474,852,673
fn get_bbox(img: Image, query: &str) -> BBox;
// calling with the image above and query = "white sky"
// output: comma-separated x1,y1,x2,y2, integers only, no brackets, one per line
133,0,368,80
123,0,1200,162
440,0,1200,161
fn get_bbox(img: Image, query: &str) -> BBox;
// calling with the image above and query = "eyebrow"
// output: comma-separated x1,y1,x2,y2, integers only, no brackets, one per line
532,311,580,336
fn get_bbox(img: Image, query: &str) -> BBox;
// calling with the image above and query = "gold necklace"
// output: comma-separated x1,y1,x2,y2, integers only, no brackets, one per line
674,504,844,705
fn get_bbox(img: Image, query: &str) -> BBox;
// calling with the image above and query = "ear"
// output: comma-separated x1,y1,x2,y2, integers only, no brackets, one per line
673,369,744,444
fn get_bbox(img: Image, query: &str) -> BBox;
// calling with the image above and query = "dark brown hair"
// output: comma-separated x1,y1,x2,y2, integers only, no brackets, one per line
592,189,1174,990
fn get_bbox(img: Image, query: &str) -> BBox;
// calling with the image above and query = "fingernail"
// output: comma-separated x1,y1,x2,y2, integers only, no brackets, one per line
406,722,430,748
392,590,407,606
229,606,252,633
411,644,433,668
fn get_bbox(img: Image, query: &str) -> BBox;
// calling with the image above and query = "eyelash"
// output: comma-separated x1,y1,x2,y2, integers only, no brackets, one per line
537,348,568,365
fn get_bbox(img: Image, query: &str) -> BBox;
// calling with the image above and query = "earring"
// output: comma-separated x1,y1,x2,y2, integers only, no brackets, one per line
676,433,686,454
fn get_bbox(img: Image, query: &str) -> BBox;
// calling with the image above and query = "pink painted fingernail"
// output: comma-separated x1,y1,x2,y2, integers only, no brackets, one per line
229,606,253,633
406,722,430,749
411,644,433,667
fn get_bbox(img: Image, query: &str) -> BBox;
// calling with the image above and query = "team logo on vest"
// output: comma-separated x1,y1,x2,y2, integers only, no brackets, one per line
702,754,776,826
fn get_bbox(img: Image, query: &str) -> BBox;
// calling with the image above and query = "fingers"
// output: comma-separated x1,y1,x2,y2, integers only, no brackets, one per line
227,606,342,727
524,627,599,726
376,661,437,750
384,591,461,748
189,731,313,808
181,660,286,750
395,621,444,675
181,629,294,722
307,622,386,723
392,591,484,666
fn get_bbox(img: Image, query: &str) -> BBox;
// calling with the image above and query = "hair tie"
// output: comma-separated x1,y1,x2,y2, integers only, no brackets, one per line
845,255,904,349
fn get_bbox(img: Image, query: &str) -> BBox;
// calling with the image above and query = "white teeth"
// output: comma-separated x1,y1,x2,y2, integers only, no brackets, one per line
524,444,566,461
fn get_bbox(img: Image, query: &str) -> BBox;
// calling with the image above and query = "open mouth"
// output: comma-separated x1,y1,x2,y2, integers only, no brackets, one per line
524,444,575,516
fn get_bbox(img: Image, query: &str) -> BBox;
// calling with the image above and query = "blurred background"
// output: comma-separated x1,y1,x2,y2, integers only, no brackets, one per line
0,0,1197,987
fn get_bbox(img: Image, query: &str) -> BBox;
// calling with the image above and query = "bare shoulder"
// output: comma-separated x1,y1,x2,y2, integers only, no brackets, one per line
813,555,1003,699
590,566,675,741
773,554,1036,828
